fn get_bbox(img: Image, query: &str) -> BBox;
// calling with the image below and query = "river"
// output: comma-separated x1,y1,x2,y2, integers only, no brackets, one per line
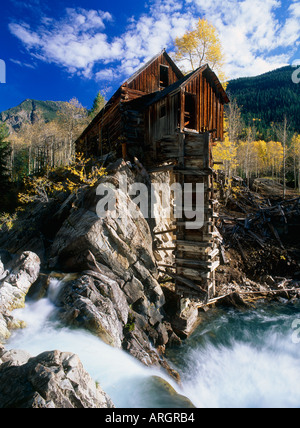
6,279,300,408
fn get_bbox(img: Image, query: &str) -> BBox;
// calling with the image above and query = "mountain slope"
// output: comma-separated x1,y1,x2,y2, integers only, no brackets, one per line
227,66,300,138
0,99,65,132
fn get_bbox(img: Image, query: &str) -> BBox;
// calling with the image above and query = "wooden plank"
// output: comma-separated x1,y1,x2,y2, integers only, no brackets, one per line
156,247,176,251
173,168,213,177
176,240,214,248
207,248,219,259
154,228,177,235
175,274,207,293
148,164,175,173
175,258,215,268
158,264,176,269
177,266,211,278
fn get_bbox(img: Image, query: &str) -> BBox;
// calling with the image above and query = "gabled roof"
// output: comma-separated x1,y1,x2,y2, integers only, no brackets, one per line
146,64,229,106
76,53,229,143
125,49,184,86
76,50,185,142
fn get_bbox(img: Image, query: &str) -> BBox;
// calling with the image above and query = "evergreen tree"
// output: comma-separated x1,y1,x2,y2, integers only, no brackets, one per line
0,124,11,192
89,91,106,119
0,124,17,212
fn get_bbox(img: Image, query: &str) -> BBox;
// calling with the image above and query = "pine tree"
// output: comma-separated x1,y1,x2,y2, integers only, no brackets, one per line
0,124,11,193
89,91,106,119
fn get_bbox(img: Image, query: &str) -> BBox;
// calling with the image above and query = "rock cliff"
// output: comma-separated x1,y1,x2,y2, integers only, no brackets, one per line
0,348,114,408
0,158,182,407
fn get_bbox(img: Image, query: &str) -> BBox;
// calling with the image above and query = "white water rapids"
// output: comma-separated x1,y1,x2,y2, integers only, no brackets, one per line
6,278,187,408
6,278,300,408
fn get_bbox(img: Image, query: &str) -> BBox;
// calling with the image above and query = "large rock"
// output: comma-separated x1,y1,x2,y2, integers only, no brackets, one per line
50,164,156,280
0,349,114,408
55,270,129,348
47,162,177,359
0,251,40,343
0,160,181,381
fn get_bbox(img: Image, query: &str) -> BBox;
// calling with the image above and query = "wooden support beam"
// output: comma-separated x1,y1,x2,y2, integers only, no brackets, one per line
175,240,214,248
148,164,175,173
161,269,207,294
158,264,176,269
156,246,176,251
154,228,177,235
175,258,215,268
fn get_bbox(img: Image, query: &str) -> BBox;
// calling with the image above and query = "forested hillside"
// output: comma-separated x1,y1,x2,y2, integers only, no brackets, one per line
227,66,300,139
0,93,105,186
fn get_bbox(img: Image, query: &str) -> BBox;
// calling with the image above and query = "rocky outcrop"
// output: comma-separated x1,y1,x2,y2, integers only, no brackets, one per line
0,159,182,382
55,268,129,349
46,161,181,373
0,251,40,343
0,348,114,408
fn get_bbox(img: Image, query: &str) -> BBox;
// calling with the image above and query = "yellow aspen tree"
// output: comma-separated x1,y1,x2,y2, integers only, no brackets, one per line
266,141,284,183
289,134,300,191
213,135,238,179
174,18,227,87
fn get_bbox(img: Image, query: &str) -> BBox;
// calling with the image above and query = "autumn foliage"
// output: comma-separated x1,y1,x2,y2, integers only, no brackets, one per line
18,153,107,205
174,18,227,87
213,112,300,192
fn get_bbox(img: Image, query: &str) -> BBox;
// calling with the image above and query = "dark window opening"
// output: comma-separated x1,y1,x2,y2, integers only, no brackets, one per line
160,65,169,88
184,92,196,129
159,104,166,118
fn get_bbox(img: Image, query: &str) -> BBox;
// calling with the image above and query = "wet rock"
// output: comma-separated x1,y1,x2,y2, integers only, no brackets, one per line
0,350,114,408
216,292,251,309
0,251,40,343
55,272,129,349
139,376,196,408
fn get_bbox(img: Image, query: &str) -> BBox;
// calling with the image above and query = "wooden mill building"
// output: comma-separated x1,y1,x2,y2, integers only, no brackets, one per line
76,49,230,303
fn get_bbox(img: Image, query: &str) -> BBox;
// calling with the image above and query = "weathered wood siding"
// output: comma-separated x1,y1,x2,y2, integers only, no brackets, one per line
183,70,225,140
127,52,183,94
146,92,180,150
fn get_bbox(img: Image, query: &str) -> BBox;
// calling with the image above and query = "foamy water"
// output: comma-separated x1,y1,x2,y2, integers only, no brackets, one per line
167,302,300,408
7,279,184,408
6,279,300,408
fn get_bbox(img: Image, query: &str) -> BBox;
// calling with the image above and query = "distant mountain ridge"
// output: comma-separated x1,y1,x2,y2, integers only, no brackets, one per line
227,66,300,138
2,66,300,138
0,99,65,132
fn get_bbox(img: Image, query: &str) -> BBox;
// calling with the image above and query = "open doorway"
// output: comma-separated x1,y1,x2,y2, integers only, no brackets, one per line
159,65,169,89
184,92,196,130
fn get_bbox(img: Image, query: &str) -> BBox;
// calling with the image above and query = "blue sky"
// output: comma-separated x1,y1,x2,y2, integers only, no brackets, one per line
0,0,299,112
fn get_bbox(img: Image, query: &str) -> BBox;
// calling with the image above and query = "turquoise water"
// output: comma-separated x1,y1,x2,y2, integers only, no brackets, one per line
6,279,300,408
167,301,300,408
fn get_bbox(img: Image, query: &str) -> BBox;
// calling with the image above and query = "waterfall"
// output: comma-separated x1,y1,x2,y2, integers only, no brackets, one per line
167,302,300,408
6,278,300,408
6,277,189,408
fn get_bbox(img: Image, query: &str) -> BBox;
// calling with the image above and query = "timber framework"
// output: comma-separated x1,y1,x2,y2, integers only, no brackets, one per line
76,49,230,303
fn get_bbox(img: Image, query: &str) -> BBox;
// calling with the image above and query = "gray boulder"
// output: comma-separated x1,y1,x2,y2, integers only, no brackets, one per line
55,270,129,348
0,251,40,343
0,349,114,408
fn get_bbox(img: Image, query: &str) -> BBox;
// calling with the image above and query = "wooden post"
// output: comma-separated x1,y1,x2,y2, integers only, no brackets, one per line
122,142,127,160
180,88,185,132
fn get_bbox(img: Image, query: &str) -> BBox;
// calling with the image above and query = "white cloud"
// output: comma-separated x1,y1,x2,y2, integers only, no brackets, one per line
185,0,298,77
9,58,36,69
9,8,119,77
8,0,300,83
